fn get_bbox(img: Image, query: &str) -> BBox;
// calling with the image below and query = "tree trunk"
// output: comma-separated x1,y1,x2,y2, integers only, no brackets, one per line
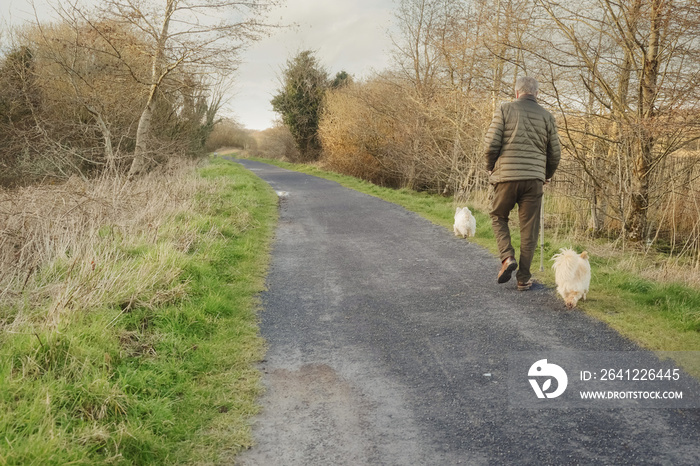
86,106,116,174
588,164,608,235
129,97,156,177
95,112,116,174
128,0,175,178
627,157,649,241
627,0,663,241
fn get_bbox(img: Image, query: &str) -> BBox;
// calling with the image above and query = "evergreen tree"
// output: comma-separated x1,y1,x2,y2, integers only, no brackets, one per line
271,51,329,161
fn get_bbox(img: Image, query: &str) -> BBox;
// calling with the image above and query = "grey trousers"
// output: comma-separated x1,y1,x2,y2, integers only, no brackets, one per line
490,180,543,283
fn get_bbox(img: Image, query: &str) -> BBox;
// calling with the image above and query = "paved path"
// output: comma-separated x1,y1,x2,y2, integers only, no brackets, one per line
232,159,700,465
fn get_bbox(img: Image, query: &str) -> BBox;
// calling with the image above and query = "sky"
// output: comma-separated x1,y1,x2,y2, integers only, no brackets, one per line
2,0,398,130
231,0,396,130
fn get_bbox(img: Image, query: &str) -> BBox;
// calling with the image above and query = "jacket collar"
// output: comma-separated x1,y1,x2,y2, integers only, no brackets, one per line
518,94,538,103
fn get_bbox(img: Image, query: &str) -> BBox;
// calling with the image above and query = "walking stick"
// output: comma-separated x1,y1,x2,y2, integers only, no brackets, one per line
540,192,545,272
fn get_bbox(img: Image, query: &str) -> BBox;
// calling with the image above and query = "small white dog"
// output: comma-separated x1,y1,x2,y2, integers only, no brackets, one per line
551,248,591,309
453,206,476,238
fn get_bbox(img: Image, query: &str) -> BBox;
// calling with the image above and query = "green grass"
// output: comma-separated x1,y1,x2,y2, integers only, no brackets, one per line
225,151,700,377
0,158,278,464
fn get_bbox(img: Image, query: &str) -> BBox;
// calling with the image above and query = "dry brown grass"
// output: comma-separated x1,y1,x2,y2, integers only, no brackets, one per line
0,159,221,330
581,242,700,289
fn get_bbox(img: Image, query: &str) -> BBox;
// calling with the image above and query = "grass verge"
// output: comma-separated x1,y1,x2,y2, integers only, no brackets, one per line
224,151,700,378
0,158,278,464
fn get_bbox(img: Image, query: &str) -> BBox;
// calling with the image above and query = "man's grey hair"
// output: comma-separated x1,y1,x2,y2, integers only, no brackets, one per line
515,76,539,96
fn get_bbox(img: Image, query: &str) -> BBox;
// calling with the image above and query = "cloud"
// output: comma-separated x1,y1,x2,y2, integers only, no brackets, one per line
229,0,396,130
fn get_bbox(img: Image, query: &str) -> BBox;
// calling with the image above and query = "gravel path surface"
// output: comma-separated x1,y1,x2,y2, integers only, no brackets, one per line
232,158,700,466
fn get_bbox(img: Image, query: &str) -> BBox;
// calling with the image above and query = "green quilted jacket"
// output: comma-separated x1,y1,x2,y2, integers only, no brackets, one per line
484,95,561,183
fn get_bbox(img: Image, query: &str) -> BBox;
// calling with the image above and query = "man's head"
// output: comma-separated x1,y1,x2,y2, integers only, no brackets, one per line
515,76,538,98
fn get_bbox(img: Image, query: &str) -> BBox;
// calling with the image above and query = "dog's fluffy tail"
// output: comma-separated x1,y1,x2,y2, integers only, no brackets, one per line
551,248,584,273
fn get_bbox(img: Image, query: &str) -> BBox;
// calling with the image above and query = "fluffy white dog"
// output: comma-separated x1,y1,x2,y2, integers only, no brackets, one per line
453,206,476,238
551,248,591,309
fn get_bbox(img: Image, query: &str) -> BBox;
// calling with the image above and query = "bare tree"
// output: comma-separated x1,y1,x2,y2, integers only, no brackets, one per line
27,11,137,174
2,0,258,180
82,0,282,177
390,0,443,96
534,0,700,241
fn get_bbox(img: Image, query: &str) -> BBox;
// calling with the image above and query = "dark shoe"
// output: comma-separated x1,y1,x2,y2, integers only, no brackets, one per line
517,279,533,291
497,257,517,284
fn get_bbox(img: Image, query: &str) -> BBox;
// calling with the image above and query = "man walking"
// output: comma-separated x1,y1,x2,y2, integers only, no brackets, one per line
484,77,561,290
